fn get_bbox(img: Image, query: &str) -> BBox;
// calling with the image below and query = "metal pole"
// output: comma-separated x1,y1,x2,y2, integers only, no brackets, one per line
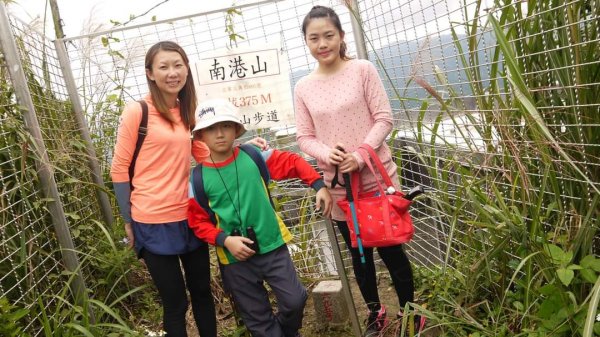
54,40,115,226
0,2,91,311
48,0,65,39
347,0,368,60
324,218,363,337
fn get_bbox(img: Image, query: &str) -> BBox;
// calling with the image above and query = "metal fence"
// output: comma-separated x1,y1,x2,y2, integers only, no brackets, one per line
1,0,598,335
0,7,107,333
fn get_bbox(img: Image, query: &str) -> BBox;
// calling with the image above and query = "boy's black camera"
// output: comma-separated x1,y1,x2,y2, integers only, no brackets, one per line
246,226,259,253
229,227,259,253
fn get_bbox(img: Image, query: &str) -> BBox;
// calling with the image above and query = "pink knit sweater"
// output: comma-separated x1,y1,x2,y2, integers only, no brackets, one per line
294,59,399,221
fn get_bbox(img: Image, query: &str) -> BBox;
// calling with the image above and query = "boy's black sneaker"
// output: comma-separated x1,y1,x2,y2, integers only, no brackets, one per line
364,305,388,337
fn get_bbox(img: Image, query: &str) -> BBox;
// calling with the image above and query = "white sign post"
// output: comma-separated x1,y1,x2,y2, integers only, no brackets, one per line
191,44,295,130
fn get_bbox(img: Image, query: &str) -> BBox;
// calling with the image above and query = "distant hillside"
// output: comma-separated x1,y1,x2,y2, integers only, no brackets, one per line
380,33,498,98
290,33,498,111
288,33,500,126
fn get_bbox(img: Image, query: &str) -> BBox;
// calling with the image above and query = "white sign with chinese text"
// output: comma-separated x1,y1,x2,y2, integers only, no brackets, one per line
191,44,294,130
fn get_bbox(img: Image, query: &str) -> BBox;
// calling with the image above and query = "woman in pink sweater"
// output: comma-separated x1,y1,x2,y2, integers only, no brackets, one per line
294,6,424,337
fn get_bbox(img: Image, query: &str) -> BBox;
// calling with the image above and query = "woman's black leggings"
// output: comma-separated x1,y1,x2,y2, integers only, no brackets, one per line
141,245,216,337
335,220,414,312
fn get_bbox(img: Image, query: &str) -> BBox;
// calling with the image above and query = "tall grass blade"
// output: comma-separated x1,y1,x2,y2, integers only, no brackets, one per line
489,14,599,195
583,276,600,337
63,324,95,337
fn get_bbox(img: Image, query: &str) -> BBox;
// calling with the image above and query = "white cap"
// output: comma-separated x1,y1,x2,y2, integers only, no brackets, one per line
192,98,246,138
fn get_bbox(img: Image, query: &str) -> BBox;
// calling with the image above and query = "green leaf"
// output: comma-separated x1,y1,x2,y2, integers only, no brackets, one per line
564,251,574,264
581,255,596,267
557,268,574,286
580,269,597,284
539,283,558,296
108,50,125,59
544,244,565,265
538,293,563,318
581,255,600,272
11,308,28,321
513,301,524,311
65,212,81,220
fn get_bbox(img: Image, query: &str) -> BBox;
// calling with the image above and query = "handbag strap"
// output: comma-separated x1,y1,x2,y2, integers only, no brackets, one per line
355,147,387,196
347,143,396,204
358,144,395,189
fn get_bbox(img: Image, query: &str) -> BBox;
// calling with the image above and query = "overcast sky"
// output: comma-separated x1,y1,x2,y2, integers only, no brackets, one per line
7,0,262,38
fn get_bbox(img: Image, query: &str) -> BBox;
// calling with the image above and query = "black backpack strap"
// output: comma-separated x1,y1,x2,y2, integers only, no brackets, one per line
191,164,217,224
238,144,274,208
128,100,148,190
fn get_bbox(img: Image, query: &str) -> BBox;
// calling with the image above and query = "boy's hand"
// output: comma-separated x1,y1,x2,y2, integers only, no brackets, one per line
224,236,256,261
245,137,269,150
315,188,333,218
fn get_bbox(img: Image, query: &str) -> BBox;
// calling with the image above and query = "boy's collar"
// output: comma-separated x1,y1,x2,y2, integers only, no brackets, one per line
203,147,240,168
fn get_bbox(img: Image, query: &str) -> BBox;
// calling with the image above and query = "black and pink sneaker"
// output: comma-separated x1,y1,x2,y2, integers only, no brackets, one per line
364,305,389,337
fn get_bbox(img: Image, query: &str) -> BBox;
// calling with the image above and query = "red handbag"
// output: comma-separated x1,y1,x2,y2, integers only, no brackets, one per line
337,144,414,248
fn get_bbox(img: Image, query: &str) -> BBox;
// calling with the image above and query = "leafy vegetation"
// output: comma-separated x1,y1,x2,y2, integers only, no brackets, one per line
0,297,29,337
385,1,600,336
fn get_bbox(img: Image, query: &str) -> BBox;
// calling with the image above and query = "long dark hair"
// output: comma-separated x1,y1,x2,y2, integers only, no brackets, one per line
144,41,196,130
301,5,351,61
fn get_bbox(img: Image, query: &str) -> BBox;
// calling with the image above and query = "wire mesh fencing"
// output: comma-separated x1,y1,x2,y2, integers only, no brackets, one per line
356,0,599,275
0,11,111,334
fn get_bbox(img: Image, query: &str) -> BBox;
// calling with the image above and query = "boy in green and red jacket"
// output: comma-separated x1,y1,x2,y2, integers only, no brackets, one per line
187,98,332,337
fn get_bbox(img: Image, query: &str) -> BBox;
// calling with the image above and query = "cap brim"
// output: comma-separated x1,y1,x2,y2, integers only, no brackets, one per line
192,114,246,138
